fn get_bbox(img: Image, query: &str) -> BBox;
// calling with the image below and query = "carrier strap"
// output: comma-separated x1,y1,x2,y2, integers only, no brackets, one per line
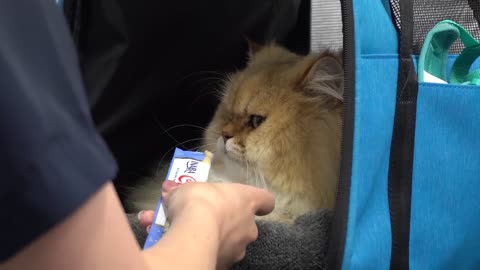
388,0,418,269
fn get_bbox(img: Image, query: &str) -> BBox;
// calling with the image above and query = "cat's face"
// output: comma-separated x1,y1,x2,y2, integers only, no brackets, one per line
204,44,343,191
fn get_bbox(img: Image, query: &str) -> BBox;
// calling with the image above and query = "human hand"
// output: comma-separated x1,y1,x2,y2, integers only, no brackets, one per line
138,180,275,269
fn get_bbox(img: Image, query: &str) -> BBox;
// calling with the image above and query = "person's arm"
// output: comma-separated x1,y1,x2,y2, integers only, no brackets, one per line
0,2,274,269
1,182,224,270
1,180,275,270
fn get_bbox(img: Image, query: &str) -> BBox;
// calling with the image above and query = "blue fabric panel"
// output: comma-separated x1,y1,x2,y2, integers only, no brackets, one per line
342,0,399,269
356,0,398,55
342,55,397,270
410,81,480,270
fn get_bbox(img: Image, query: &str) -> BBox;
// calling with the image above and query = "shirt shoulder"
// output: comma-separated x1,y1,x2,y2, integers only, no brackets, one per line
0,1,118,262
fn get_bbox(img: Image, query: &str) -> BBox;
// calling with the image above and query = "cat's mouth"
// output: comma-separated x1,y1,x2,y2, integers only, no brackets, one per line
213,137,268,189
215,136,245,165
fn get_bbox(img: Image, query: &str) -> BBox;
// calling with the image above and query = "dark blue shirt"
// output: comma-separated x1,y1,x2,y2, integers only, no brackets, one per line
0,0,117,261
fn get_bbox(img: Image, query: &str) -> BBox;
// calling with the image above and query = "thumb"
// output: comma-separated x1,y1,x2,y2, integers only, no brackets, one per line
162,180,181,192
161,180,181,206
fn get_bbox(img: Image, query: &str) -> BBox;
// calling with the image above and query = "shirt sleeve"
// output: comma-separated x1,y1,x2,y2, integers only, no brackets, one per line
0,0,118,261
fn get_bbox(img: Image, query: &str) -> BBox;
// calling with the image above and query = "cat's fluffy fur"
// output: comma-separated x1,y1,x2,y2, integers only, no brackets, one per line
128,43,344,223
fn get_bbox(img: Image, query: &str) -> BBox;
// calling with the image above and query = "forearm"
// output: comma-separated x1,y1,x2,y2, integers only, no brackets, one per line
1,183,220,270
0,183,149,270
143,205,220,269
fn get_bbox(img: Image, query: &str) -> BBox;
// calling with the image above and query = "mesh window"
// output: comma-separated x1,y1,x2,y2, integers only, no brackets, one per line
390,0,480,54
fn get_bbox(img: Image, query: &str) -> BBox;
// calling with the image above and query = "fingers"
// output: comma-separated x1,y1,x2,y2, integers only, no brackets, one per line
161,181,275,223
138,210,155,228
241,185,275,216
161,180,182,206
234,249,247,264
246,222,259,243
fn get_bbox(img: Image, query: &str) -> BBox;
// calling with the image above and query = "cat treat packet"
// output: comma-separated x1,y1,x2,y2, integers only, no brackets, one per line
143,148,214,250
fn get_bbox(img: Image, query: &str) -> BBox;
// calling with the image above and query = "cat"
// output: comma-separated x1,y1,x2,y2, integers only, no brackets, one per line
127,42,344,224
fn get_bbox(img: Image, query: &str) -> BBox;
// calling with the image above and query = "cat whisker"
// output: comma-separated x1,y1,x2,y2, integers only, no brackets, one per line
188,76,226,86
151,115,182,146
185,78,226,98
246,161,250,187
189,85,225,104
182,70,226,80
165,124,222,137
165,124,207,133
155,137,206,176
188,143,217,152
180,71,228,96
250,166,268,191
178,71,226,87
178,70,230,104
251,164,260,189
256,169,263,190
245,160,251,184
259,171,268,191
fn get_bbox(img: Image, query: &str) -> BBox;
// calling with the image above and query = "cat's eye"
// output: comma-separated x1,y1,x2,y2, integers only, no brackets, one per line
248,115,266,129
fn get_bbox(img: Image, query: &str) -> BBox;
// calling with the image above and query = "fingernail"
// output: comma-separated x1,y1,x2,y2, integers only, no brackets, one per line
162,180,180,192
146,225,151,233
137,210,144,221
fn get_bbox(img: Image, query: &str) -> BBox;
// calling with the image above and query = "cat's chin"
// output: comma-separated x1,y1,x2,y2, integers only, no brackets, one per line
208,137,249,184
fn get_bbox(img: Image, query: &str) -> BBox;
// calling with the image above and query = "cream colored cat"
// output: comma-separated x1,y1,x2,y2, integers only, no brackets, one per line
128,43,344,223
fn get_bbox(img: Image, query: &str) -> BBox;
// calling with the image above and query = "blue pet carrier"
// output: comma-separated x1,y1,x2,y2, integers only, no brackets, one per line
327,0,480,269
57,0,480,268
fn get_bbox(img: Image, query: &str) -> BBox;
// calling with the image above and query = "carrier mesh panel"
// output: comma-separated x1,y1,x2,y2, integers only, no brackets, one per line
390,0,480,54
310,0,343,51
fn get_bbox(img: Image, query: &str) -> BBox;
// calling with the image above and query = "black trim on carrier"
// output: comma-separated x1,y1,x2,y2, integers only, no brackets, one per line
326,0,355,268
388,0,418,269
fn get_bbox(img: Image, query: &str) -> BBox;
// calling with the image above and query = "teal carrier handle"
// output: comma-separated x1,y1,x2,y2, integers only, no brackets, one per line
418,19,480,85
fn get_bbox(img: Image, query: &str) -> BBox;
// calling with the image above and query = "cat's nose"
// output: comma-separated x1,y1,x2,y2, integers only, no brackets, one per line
222,132,233,143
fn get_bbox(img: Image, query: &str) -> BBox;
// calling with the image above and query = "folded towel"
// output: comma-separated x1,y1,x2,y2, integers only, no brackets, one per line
127,209,332,270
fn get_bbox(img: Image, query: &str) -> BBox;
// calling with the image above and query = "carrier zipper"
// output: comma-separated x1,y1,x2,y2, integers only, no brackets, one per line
326,0,355,269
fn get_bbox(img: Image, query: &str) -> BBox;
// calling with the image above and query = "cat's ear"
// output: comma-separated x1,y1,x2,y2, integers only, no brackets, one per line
300,52,344,103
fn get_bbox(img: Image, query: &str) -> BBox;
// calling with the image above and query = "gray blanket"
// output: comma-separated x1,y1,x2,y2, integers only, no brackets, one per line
127,209,332,270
